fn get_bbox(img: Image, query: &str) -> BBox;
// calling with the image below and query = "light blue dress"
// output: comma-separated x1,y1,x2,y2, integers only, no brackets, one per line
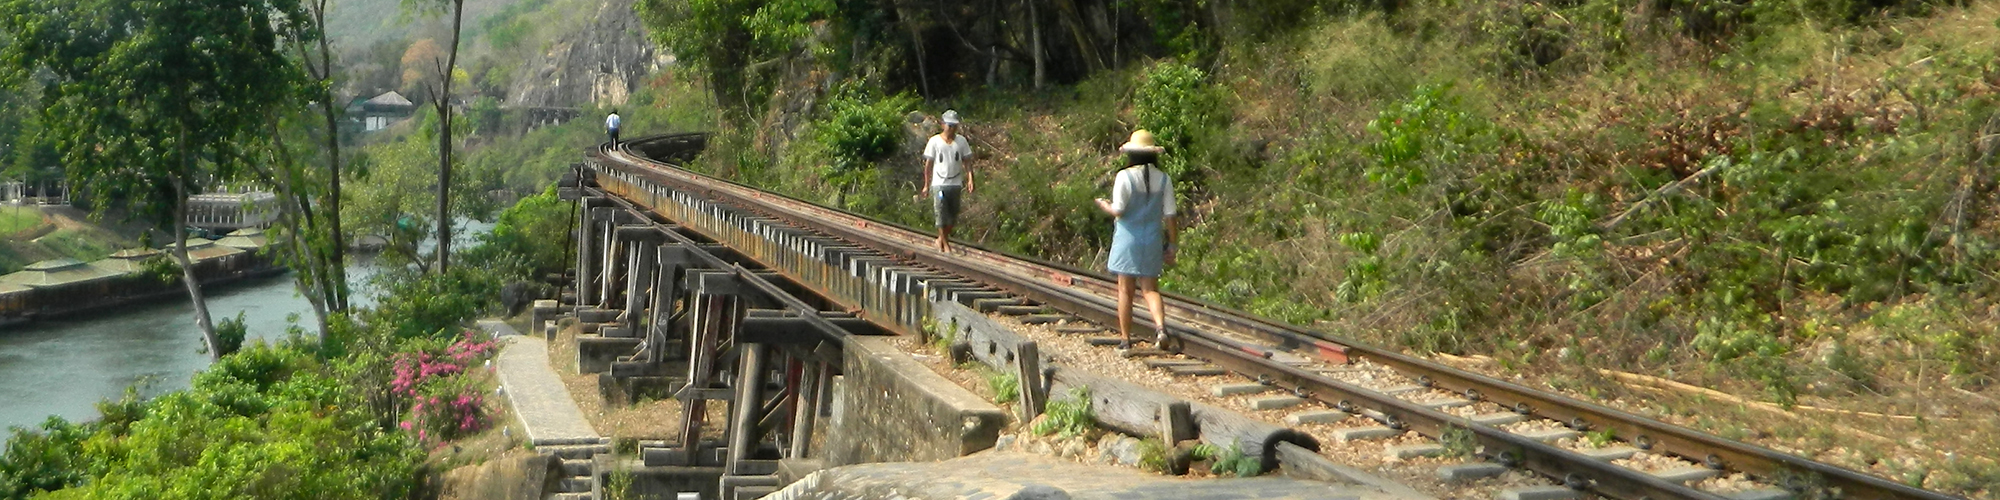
1108,167,1169,278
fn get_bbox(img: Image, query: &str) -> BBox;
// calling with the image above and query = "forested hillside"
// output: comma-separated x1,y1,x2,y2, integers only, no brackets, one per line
631,0,2000,495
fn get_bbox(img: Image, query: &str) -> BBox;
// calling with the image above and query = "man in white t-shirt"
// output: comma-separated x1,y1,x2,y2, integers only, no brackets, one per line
605,110,622,143
919,110,973,253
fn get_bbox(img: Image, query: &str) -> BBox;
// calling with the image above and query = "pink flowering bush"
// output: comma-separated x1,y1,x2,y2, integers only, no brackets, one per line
392,330,498,445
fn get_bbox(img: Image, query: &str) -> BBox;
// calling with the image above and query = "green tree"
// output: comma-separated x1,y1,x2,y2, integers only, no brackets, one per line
0,0,313,359
300,0,351,313
344,114,489,273
637,0,833,122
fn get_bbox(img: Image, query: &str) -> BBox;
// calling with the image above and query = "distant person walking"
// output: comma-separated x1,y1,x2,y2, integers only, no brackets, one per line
1094,130,1177,350
920,110,973,253
605,109,622,144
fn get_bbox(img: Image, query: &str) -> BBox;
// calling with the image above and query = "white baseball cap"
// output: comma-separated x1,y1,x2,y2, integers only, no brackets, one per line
941,110,960,125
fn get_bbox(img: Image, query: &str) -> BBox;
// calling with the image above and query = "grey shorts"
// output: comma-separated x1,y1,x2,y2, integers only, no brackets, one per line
933,185,963,229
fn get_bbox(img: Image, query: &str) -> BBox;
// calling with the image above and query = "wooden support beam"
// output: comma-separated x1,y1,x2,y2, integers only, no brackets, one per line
1016,341,1045,422
726,344,767,475
788,361,822,459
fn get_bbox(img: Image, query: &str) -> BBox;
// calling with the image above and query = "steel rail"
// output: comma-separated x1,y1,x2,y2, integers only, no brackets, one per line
592,134,1961,500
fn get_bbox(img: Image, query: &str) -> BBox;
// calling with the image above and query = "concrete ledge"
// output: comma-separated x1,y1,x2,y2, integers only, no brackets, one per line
576,336,642,374
826,336,1006,466
598,374,684,406
597,458,723,500
577,308,620,323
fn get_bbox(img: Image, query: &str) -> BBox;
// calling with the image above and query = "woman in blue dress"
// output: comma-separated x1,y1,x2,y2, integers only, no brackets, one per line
1094,130,1178,350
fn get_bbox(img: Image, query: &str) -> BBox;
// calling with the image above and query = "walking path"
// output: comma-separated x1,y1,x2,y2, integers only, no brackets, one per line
481,319,600,444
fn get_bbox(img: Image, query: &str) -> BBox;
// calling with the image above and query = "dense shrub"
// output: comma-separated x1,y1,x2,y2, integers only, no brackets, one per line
814,83,918,189
392,331,498,445
366,266,510,340
1,341,425,500
212,312,248,357
1134,61,1227,187
467,185,573,276
0,417,90,499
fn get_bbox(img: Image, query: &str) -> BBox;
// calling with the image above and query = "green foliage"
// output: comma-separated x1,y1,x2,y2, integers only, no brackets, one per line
1187,442,1219,462
745,0,835,56
1585,428,1618,448
1032,387,1095,438
1136,0,1218,60
1208,442,1260,477
0,0,313,228
925,318,954,352
1135,61,1227,186
1363,84,1490,193
1440,425,1478,458
467,185,573,276
635,0,772,121
0,417,91,499
815,84,918,188
212,312,249,357
141,255,181,285
982,369,1020,404
366,266,510,341
1335,232,1386,303
1,341,425,499
1537,190,1609,309
1137,437,1172,474
606,468,637,500
0,208,41,236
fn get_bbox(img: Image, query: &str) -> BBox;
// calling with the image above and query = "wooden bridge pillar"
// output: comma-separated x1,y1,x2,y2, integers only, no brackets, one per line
674,270,744,465
648,245,693,364
576,203,615,310
596,215,620,308
725,343,768,475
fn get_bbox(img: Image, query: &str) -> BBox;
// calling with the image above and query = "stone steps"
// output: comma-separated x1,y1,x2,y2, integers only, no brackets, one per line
540,443,611,460
557,477,593,493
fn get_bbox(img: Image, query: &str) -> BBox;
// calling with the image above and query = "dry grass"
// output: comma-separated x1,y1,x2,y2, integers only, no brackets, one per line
547,322,688,442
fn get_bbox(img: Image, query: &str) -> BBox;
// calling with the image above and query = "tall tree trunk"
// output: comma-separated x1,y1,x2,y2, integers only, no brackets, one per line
434,0,465,274
1054,0,1102,72
312,0,348,311
1028,0,1044,89
172,175,221,360
901,8,932,100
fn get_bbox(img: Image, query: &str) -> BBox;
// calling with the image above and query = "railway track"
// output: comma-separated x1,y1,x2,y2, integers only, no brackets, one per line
591,133,1960,500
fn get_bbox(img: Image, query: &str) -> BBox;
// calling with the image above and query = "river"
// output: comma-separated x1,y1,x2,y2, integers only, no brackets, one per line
0,220,494,431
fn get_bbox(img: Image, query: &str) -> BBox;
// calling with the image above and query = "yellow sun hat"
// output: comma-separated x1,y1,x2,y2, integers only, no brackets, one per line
1119,129,1163,153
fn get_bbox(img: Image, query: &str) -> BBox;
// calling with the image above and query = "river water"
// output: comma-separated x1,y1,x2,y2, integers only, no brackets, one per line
0,221,494,431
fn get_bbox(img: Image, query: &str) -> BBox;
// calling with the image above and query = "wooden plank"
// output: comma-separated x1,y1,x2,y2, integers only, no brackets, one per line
1046,367,1189,438
1016,341,1045,422
930,300,1038,371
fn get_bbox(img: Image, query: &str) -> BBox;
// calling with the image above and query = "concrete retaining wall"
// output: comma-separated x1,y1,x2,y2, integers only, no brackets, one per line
825,336,1006,466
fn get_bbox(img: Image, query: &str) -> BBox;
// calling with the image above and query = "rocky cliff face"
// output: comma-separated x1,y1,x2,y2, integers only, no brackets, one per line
505,0,666,109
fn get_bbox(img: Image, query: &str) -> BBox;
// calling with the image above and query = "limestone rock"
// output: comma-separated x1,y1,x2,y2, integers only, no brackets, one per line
1007,484,1072,500
1108,437,1145,466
